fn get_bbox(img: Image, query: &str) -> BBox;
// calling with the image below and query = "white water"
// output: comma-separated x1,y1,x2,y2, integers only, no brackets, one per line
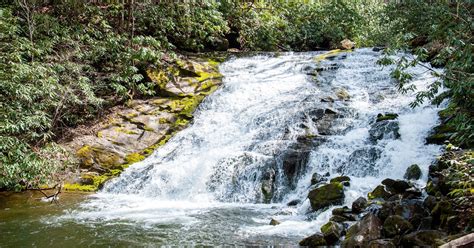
61,49,443,245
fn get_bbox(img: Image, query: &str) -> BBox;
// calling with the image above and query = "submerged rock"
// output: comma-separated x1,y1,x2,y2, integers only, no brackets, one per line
308,182,345,211
269,218,281,226
346,147,382,177
404,164,422,180
369,120,400,142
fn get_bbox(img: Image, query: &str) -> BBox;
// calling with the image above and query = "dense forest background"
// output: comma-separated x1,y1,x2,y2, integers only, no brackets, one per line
0,0,472,190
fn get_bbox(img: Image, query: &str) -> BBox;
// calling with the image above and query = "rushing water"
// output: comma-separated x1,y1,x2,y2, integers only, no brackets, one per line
0,49,443,246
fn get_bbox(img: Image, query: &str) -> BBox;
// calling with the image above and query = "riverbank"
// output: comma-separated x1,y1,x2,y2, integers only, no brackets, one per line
299,146,473,247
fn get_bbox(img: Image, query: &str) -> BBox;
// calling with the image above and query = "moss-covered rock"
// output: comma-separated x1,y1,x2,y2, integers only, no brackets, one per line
368,185,392,200
321,221,343,244
62,56,223,192
299,233,327,247
383,215,413,237
330,175,351,184
404,164,422,180
308,182,345,211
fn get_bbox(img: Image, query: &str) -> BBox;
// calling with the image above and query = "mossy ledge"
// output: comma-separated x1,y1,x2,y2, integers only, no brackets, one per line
63,56,224,192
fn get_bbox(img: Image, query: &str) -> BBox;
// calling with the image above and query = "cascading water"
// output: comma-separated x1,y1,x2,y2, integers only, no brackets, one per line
61,48,443,245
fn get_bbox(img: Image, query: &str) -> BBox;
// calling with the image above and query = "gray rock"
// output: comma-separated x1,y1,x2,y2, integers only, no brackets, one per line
342,213,383,248
369,120,400,142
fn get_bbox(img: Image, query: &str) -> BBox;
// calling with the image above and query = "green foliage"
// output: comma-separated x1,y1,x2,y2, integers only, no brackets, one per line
378,2,473,147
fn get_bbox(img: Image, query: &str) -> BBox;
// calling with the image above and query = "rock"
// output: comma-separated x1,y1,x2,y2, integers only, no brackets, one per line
332,206,352,216
368,239,396,248
330,176,351,184
352,197,368,214
321,96,335,102
330,215,350,223
376,113,398,122
383,215,413,237
381,178,411,194
269,218,280,226
311,172,326,185
369,120,400,142
368,185,392,200
342,213,383,248
341,39,355,50
336,88,350,100
321,221,343,245
345,147,382,177
401,230,447,247
279,141,312,186
287,199,301,206
261,168,276,203
404,164,422,180
308,182,345,211
426,133,450,145
299,233,327,247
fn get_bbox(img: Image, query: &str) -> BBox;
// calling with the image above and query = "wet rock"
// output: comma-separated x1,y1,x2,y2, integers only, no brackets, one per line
368,239,396,248
352,197,368,214
369,120,400,142
299,233,327,247
346,147,382,177
401,230,447,247
330,176,351,184
376,113,398,122
321,96,335,103
280,142,312,186
287,199,301,206
269,218,280,226
404,164,422,180
310,172,326,185
342,213,382,248
368,185,392,200
381,178,411,194
308,182,345,212
383,215,413,237
336,88,350,101
261,168,276,203
333,207,357,221
321,221,343,245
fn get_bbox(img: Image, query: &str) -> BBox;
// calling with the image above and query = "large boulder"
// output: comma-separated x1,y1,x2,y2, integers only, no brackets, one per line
342,213,383,248
308,182,345,211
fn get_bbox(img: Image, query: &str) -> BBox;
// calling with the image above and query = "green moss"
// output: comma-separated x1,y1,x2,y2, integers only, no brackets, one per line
159,117,169,124
114,127,139,135
63,183,97,192
125,153,145,164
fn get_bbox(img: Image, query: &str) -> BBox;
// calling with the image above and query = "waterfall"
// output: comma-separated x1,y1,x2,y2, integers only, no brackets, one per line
66,48,442,244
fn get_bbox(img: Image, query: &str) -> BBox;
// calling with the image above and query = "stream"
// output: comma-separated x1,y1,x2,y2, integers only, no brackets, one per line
0,49,443,247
